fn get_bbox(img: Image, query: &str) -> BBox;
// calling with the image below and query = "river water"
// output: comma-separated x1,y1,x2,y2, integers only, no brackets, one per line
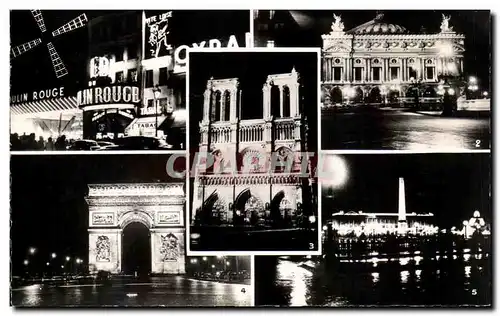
256,252,491,307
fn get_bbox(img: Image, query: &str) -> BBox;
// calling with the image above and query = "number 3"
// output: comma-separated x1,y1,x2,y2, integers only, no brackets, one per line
309,243,315,250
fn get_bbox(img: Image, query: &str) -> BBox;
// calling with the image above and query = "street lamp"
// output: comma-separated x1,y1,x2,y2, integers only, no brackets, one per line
29,247,36,255
202,257,207,261
23,260,29,266
483,91,488,98
51,253,57,259
468,76,477,84
152,85,162,137
66,256,70,262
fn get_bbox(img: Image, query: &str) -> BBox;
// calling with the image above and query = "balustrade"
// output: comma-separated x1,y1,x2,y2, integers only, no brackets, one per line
239,119,265,143
274,119,295,141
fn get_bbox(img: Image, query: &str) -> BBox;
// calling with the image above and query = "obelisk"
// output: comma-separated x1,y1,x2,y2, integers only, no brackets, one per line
398,177,407,235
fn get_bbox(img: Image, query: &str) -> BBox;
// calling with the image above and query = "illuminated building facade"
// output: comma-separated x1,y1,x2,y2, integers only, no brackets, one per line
191,69,315,228
328,178,437,236
81,11,186,141
10,86,83,140
86,183,186,274
321,13,465,106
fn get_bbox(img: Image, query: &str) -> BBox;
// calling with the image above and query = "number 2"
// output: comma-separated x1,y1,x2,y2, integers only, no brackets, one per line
475,140,481,148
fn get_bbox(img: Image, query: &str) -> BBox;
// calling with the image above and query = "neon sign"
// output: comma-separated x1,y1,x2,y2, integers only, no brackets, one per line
146,11,173,58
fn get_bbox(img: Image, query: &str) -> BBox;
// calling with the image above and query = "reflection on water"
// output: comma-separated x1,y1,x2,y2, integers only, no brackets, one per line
258,252,491,307
11,276,251,307
275,260,312,306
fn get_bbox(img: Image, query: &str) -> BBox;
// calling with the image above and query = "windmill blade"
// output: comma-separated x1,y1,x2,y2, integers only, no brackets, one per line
52,14,88,37
30,10,47,32
47,42,68,78
11,38,42,58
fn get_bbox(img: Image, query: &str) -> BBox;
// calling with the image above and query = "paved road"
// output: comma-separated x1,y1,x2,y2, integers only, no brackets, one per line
321,107,491,150
11,276,252,307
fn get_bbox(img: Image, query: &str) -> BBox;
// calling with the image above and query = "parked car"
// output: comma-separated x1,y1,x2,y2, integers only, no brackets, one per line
101,136,173,150
67,139,100,151
96,141,115,149
95,270,112,284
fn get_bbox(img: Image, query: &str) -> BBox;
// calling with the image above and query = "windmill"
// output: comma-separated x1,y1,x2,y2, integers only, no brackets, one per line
10,10,88,79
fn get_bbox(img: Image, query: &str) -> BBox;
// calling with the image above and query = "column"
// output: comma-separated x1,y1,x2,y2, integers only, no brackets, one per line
203,89,211,121
401,59,406,82
293,82,300,117
327,58,332,82
322,57,327,82
347,58,354,82
262,84,270,118
420,58,425,81
343,58,348,82
384,59,389,82
279,85,284,118
230,90,237,120
459,58,463,75
366,59,370,81
387,59,391,82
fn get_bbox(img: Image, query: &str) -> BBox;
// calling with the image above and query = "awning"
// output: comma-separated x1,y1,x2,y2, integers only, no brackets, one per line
10,96,78,115
125,116,168,135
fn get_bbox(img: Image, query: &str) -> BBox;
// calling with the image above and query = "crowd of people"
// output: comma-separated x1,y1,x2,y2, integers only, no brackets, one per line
10,133,73,151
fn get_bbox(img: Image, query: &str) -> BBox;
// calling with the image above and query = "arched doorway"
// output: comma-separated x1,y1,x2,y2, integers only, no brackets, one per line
244,195,265,226
122,222,151,277
330,87,343,104
367,87,382,104
234,189,266,226
270,191,285,227
353,87,364,104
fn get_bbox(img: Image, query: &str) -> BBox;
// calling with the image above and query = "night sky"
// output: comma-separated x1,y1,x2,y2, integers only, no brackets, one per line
321,153,491,229
255,10,491,90
10,154,185,275
10,10,250,95
189,51,318,151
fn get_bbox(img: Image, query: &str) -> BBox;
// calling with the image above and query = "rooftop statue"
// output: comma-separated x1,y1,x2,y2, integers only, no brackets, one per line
440,14,454,32
330,14,345,33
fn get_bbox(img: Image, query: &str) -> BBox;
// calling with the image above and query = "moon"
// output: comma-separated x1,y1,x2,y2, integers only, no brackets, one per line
321,155,348,188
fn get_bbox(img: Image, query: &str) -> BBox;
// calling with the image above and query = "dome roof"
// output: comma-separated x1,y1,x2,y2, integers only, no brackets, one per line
348,13,408,35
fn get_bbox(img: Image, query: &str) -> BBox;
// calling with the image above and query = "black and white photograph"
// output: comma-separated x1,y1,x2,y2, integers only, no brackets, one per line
10,10,251,151
10,154,252,307
254,10,491,150
255,153,491,307
188,50,320,252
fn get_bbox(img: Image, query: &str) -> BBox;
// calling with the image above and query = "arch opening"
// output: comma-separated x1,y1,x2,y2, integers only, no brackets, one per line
121,222,151,277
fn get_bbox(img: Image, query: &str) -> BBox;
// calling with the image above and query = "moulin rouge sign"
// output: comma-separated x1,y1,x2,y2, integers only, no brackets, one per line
10,87,65,104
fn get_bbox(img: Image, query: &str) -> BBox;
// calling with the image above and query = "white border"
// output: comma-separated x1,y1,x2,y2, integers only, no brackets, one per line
10,150,185,155
321,149,491,154
186,47,321,256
